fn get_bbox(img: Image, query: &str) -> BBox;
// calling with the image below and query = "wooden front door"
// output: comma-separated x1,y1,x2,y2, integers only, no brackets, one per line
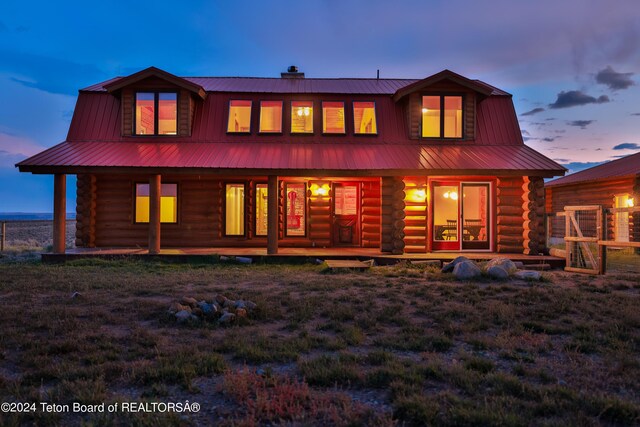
332,182,360,246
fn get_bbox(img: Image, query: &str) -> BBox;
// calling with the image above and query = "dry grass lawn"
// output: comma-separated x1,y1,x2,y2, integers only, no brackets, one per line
0,259,639,426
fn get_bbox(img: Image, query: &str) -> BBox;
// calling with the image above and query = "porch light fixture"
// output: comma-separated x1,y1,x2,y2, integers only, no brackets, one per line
310,183,330,196
409,188,427,202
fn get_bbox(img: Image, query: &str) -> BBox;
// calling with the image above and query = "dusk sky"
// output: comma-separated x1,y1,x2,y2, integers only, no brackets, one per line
1,0,639,212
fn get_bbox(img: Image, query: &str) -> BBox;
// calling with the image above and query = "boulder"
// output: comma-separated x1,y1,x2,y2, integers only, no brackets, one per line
487,265,509,280
453,260,482,280
486,257,517,274
219,312,236,324
175,310,192,323
514,270,542,281
168,302,182,314
215,295,228,305
236,308,247,318
442,256,471,273
181,296,198,307
223,299,236,309
198,301,216,316
234,300,246,309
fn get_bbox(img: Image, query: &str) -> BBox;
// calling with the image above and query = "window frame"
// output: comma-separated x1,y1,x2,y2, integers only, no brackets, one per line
224,182,247,237
258,100,284,134
227,100,253,134
254,182,269,237
352,101,378,136
321,101,347,135
134,91,179,136
284,182,307,237
420,93,465,140
133,182,179,224
290,100,314,135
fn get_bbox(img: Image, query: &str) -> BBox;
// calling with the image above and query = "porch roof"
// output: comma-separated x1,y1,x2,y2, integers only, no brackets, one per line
17,141,565,177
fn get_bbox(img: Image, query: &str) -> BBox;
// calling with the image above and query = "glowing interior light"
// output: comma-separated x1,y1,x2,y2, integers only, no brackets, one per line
317,187,328,196
304,107,310,116
422,108,429,114
443,191,449,199
297,108,303,116
628,198,635,207
450,191,459,200
415,189,426,200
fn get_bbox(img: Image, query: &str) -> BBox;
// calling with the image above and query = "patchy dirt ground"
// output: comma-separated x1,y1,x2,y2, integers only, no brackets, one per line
0,260,638,426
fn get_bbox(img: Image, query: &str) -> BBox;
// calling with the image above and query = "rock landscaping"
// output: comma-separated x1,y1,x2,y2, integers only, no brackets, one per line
442,256,542,281
168,294,257,324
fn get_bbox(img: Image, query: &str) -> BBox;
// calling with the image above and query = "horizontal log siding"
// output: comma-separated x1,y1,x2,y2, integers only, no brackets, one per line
403,177,427,252
496,176,525,253
546,177,635,239
381,177,405,254
361,180,381,248
75,174,96,247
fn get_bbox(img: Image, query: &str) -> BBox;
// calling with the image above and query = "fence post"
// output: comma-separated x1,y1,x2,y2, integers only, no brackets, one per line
1,221,5,252
600,208,607,275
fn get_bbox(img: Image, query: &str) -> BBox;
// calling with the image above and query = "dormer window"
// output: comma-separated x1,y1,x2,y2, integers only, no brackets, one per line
322,102,345,134
421,95,463,139
135,92,177,135
227,100,252,133
259,101,283,133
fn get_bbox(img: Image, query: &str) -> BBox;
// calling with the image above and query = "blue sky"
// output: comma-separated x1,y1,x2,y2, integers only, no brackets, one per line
1,0,639,212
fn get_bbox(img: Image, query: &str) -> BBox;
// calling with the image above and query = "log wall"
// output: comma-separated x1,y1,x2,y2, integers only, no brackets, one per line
381,177,405,254
308,181,332,248
361,180,381,248
633,176,640,246
402,177,427,253
522,176,545,254
496,176,525,253
75,174,96,247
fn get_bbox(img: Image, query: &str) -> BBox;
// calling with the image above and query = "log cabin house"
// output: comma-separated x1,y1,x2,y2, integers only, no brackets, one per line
546,152,640,243
17,66,565,255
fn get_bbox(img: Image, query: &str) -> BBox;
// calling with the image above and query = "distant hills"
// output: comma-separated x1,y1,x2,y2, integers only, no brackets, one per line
0,213,76,220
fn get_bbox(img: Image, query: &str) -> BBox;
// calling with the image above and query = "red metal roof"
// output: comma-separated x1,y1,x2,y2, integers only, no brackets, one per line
65,92,523,146
82,76,509,96
17,141,564,176
546,152,640,187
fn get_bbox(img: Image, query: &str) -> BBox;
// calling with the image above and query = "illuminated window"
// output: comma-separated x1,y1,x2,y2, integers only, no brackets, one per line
227,100,252,133
259,101,283,133
135,183,177,223
322,102,345,134
291,101,313,134
353,101,377,135
225,184,245,236
135,92,177,135
421,95,463,138
285,183,306,236
255,184,268,236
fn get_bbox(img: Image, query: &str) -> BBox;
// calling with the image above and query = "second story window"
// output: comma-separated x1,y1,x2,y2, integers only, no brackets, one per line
227,100,252,133
353,101,377,135
322,102,345,134
291,101,313,134
259,101,283,133
422,95,463,139
135,92,177,135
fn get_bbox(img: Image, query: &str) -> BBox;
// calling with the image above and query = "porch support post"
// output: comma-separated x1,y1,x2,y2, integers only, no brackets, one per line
53,173,66,254
267,175,278,255
148,174,161,255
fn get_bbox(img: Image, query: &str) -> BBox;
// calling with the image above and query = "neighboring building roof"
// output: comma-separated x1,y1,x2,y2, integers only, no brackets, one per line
17,141,565,176
546,152,640,187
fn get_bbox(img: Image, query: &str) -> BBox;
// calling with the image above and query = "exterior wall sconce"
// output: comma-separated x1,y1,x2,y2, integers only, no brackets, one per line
408,188,427,202
628,198,635,207
310,183,330,196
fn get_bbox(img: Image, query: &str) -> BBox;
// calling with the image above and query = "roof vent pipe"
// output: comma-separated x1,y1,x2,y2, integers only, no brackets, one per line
281,65,305,79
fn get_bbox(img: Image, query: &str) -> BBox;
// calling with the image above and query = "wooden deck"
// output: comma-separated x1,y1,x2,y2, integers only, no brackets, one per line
42,247,565,268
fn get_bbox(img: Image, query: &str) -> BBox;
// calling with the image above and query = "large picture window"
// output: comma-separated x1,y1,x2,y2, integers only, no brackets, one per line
135,183,178,223
259,101,283,133
225,184,245,236
135,92,177,135
322,102,345,134
227,100,252,133
285,183,306,236
353,102,377,135
255,184,268,236
291,101,313,134
421,95,463,139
